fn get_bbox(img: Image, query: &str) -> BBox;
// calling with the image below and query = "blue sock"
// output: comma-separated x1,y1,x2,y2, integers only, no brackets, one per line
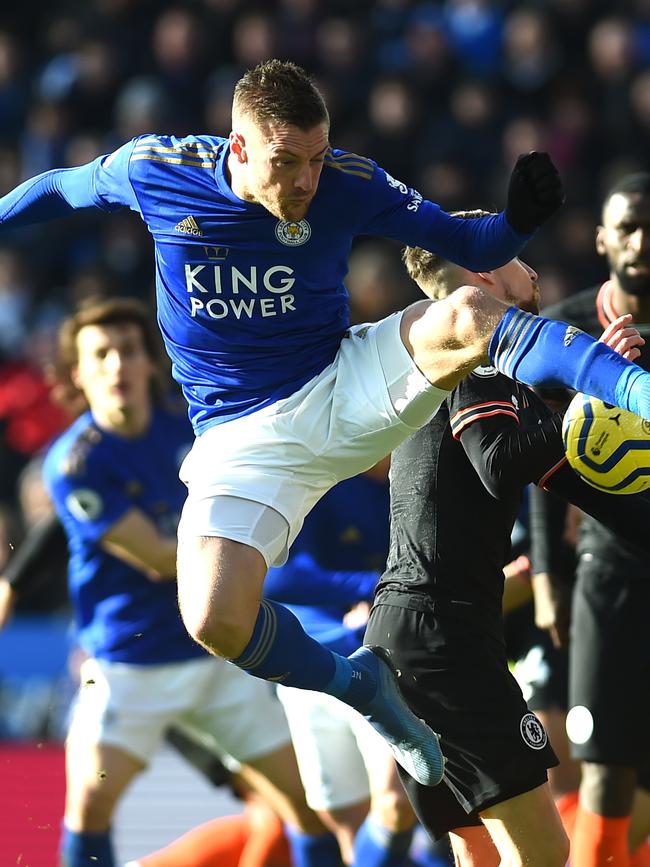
284,825,343,867
232,599,378,707
409,826,454,867
60,826,114,867
489,307,650,417
353,815,414,867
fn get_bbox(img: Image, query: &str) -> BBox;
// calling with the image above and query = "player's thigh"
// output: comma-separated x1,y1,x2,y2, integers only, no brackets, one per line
567,560,650,766
277,686,371,813
401,288,506,390
480,783,569,867
176,528,269,642
67,657,174,767
64,739,144,830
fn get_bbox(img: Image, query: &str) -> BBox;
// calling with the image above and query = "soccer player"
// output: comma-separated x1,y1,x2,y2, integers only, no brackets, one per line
362,215,650,866
4,58,650,785
265,462,418,867
530,173,650,867
41,297,333,867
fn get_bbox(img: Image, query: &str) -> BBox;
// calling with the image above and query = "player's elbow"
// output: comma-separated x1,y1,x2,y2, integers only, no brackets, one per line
145,546,178,582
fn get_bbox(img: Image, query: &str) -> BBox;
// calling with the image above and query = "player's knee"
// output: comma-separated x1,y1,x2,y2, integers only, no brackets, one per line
404,285,501,388
408,287,487,351
443,284,504,349
580,762,637,815
500,828,568,867
183,607,253,659
371,787,416,833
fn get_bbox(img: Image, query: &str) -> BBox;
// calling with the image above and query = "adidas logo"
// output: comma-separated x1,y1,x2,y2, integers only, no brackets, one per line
174,215,203,236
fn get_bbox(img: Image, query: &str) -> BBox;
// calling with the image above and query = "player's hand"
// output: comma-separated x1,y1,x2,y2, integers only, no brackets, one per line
531,571,571,649
343,601,371,630
0,577,15,629
599,310,644,361
505,152,564,234
502,555,532,614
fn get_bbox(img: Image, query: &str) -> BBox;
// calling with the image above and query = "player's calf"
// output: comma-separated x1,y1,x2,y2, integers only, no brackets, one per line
489,306,650,419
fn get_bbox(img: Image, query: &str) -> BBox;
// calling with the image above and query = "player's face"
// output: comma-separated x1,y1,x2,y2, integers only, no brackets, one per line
232,119,330,221
597,192,650,296
72,323,155,425
493,258,540,314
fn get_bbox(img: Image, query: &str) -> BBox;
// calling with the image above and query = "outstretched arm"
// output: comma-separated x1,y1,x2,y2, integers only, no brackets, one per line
0,141,139,230
0,513,68,629
544,462,650,557
265,550,378,606
0,164,99,227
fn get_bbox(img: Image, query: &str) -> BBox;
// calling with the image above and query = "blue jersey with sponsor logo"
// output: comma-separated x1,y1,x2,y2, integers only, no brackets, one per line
43,408,202,664
0,134,528,434
265,472,389,654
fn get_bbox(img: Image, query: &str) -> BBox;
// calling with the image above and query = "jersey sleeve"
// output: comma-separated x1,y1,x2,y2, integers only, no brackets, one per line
0,139,140,229
4,514,67,592
347,159,528,271
44,445,136,545
265,552,378,605
528,482,573,577
449,373,565,499
544,462,650,561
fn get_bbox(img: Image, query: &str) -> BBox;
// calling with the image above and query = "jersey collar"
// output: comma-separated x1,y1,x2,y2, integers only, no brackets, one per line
213,142,267,211
596,280,620,329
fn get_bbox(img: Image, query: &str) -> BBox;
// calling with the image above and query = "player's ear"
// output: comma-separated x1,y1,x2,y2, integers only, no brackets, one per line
70,365,82,391
595,225,607,256
476,270,496,285
229,131,247,163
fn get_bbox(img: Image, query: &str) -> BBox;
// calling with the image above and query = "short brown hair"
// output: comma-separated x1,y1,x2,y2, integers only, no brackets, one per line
403,209,493,301
57,296,168,401
232,59,329,130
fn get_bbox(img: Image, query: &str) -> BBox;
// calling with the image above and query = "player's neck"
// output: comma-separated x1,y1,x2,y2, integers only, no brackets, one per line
91,402,153,438
226,152,249,202
610,280,650,322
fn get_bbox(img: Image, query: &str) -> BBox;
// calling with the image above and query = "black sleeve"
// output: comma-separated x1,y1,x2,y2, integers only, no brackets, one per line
529,482,573,577
546,462,650,557
4,513,68,594
449,373,566,500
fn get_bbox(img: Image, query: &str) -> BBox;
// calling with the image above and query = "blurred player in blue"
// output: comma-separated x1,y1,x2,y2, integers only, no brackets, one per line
6,59,650,786
43,297,331,867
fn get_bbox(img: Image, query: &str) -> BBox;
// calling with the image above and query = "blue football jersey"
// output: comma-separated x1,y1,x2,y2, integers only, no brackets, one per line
0,134,527,433
265,472,389,653
43,407,202,664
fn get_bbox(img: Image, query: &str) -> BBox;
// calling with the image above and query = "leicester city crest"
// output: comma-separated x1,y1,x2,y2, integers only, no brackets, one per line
275,219,311,246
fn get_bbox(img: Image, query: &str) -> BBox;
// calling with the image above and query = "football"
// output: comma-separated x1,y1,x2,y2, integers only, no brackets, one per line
562,393,650,494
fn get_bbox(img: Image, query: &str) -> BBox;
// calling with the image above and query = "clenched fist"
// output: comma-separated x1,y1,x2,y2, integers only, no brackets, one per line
506,151,565,234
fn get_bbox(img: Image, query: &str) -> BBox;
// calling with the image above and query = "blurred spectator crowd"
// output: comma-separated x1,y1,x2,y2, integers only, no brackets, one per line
1,0,650,588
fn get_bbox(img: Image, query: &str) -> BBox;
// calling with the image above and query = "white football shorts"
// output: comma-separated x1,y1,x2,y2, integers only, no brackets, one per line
179,311,448,566
67,655,290,765
277,685,390,811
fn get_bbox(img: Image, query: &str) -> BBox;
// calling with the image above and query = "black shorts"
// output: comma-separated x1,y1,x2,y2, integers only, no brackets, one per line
505,601,569,713
365,591,557,839
567,556,650,766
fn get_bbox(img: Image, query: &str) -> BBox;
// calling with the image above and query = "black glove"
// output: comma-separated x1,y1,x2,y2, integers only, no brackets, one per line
505,151,565,234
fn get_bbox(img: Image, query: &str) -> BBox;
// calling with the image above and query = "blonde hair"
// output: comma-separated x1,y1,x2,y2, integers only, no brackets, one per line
402,209,492,300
